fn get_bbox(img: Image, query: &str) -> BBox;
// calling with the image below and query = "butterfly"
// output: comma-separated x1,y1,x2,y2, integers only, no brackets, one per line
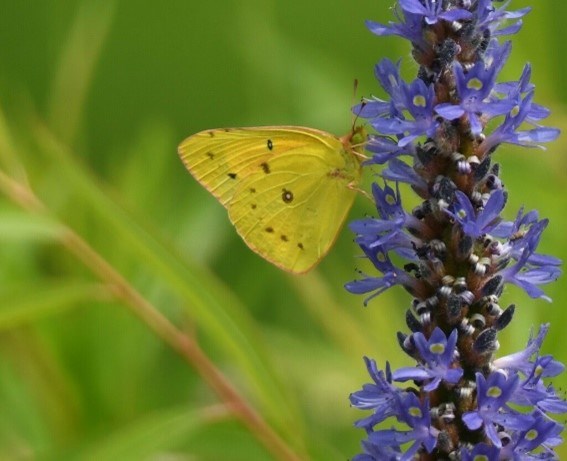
178,125,367,274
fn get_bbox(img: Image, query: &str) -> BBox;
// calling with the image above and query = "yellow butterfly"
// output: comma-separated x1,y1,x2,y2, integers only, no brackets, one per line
178,125,367,274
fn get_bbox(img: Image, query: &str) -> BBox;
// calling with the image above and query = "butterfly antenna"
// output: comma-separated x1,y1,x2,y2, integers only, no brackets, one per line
351,79,363,129
350,78,368,139
351,79,359,123
351,97,369,159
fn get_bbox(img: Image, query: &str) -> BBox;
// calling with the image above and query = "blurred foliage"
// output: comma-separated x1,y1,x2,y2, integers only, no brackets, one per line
0,0,566,460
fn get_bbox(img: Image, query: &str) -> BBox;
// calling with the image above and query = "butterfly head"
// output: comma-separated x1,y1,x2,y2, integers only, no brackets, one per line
341,125,368,163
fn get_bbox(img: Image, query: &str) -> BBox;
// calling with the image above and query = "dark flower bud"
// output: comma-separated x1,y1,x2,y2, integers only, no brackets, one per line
447,294,463,319
405,309,422,332
432,176,457,203
481,275,503,297
457,235,474,260
495,304,515,330
416,142,438,166
434,39,460,71
473,328,498,354
436,431,454,453
474,156,491,181
412,199,434,219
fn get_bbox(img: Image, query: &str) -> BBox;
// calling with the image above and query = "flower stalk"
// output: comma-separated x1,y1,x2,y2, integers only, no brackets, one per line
347,1,566,459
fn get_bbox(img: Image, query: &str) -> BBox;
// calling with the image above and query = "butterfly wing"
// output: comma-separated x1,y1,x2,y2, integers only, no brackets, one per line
178,127,339,208
178,126,361,273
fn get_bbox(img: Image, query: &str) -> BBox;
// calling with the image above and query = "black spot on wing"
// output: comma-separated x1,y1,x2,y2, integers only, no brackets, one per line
261,162,271,174
228,172,237,179
282,189,293,203
267,139,273,151
298,242,304,250
207,152,215,159
265,226,274,233
280,235,288,242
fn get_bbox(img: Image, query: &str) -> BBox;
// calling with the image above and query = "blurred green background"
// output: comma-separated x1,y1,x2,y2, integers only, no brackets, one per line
0,1,566,460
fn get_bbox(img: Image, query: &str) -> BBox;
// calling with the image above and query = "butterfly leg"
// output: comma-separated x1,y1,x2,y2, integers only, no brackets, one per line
347,181,372,202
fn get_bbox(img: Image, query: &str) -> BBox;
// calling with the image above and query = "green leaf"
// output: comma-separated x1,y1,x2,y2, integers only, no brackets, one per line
0,281,106,330
0,209,63,242
73,407,220,461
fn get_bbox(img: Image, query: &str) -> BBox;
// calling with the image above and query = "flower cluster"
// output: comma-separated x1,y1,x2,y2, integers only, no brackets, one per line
347,1,566,459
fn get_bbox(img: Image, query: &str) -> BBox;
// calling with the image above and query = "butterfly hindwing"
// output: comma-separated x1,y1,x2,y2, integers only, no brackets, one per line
228,147,357,273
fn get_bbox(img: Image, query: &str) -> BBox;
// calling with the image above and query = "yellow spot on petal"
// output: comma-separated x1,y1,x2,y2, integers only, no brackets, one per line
525,429,538,441
487,386,502,398
429,343,445,355
413,94,426,108
467,78,483,91
408,406,422,418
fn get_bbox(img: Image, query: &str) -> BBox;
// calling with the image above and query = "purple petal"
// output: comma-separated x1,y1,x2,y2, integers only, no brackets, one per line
435,103,464,120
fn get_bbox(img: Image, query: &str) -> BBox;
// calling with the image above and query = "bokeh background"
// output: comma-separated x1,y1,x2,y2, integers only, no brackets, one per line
0,1,566,459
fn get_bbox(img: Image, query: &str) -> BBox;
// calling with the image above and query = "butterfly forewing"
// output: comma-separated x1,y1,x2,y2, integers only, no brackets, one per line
179,127,339,207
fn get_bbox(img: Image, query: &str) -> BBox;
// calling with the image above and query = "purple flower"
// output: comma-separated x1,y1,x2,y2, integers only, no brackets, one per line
345,245,419,305
357,394,438,460
446,189,506,238
382,158,428,191
435,41,514,135
517,365,567,415
349,183,407,247
475,0,532,37
500,220,562,301
462,371,534,448
352,439,402,461
492,205,539,239
393,328,463,391
366,10,425,46
398,0,472,25
482,65,561,150
350,358,407,429
460,443,501,461
348,1,565,458
371,78,439,147
358,59,440,149
364,134,414,165
356,59,406,118
499,412,564,459
493,325,567,414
